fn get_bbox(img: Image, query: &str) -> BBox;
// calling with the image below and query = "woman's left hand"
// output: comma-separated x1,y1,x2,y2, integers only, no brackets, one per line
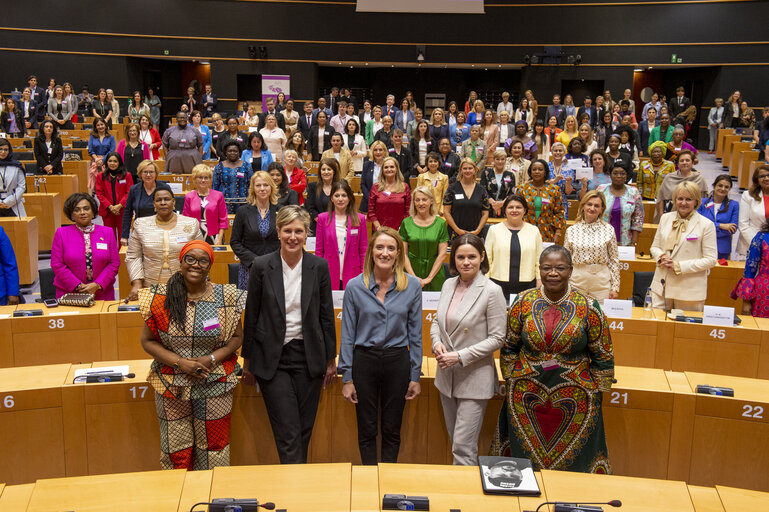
609,291,619,300
436,351,460,369
214,234,223,246
79,282,101,295
720,223,737,234
405,381,421,400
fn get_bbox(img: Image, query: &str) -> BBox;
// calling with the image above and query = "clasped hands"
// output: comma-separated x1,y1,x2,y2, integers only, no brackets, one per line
658,254,675,270
175,356,214,380
433,342,460,370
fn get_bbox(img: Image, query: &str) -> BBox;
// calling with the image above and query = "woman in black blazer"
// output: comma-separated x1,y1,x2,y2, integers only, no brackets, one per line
307,111,335,161
241,205,336,464
428,108,450,147
229,171,281,289
33,119,64,174
305,158,342,235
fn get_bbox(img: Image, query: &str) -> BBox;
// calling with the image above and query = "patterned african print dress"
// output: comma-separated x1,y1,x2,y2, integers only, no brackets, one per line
491,287,614,473
139,283,247,470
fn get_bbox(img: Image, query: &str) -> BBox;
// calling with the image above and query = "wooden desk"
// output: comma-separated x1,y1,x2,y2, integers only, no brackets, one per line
608,307,666,369
737,150,759,189
0,364,72,484
721,136,742,167
210,463,352,512
99,301,146,360
540,468,696,511
0,217,38,285
688,485,725,512
377,463,545,512
716,129,735,159
118,245,239,295
728,142,753,177
0,483,35,512
22,193,61,251
351,465,379,512
683,371,769,490
716,485,769,510
25,174,78,201
754,317,769,379
25,468,187,512
659,312,762,378
8,302,107,367
62,160,90,194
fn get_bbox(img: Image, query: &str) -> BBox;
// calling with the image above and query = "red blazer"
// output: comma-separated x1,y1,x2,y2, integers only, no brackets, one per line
285,166,307,205
366,183,411,231
315,212,368,290
182,189,229,235
141,128,162,160
95,172,133,218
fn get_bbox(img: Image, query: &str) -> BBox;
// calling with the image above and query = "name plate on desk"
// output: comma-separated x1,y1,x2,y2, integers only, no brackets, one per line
422,291,440,310
703,305,734,326
332,290,345,309
575,166,593,180
305,237,316,252
618,246,636,261
603,299,633,318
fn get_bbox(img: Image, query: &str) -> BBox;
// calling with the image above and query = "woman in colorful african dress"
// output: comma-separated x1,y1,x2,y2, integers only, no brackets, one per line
139,240,247,470
491,245,615,473
732,221,769,317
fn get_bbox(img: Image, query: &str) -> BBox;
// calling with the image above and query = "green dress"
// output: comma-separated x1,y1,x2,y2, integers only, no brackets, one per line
398,216,449,292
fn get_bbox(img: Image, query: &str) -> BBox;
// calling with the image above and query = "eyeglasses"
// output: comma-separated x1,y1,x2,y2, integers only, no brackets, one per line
758,174,769,180
541,266,571,273
183,254,211,269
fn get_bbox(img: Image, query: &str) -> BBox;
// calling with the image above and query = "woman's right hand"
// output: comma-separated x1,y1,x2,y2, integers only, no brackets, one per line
125,285,141,302
177,358,209,379
742,301,753,316
342,382,358,403
433,342,447,356
720,223,738,234
580,177,589,189
120,238,128,246
242,368,257,387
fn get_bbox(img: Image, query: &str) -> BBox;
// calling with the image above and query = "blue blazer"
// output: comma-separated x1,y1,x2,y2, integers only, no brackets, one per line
0,227,19,304
697,198,740,256
241,148,274,171
450,124,470,148
393,110,415,131
199,124,212,160
360,158,376,213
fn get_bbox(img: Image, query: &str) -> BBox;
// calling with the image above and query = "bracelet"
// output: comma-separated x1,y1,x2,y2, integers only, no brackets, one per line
210,353,216,365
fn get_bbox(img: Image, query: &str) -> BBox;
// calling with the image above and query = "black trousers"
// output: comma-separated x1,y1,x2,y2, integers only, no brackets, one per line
352,346,410,465
257,339,322,464
491,278,536,303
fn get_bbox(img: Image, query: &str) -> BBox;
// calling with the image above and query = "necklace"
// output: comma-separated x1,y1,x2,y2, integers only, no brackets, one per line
540,284,571,306
155,213,177,225
187,282,211,301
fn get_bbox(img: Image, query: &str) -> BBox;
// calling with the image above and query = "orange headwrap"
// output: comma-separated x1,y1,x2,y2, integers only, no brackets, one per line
180,240,215,264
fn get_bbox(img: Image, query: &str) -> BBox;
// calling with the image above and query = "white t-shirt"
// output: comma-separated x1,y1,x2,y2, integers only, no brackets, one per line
335,215,347,274
282,256,303,344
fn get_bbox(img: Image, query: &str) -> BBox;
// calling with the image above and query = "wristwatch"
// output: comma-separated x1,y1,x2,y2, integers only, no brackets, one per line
172,358,181,370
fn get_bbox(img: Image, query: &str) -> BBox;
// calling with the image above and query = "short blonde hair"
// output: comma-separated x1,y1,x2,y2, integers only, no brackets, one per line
377,156,406,193
191,164,212,181
431,108,446,125
247,170,278,205
493,148,507,160
564,115,577,132
473,99,485,111
136,160,158,177
283,149,299,162
674,181,702,209
409,186,436,217
363,227,408,291
575,190,607,222
276,204,310,233
458,157,479,177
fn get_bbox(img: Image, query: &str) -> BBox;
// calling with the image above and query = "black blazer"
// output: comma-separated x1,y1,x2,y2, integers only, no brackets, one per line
297,113,316,141
0,112,26,137
439,152,462,183
33,136,63,174
230,204,280,267
373,128,394,148
215,131,248,160
307,125,335,161
390,146,414,180
360,157,376,213
668,96,691,118
305,181,330,235
408,138,434,174
20,100,39,129
577,105,598,128
242,250,336,380
428,124,450,147
258,111,286,131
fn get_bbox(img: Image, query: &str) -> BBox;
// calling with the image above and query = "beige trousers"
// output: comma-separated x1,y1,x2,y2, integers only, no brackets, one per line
570,263,612,303
650,291,705,312
440,393,488,466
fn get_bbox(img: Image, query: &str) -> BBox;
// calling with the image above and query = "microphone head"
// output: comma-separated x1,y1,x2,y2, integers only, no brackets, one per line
261,503,276,510
125,373,136,379
608,499,622,507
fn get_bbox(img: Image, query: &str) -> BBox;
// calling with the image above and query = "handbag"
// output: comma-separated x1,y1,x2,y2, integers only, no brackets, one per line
57,293,95,307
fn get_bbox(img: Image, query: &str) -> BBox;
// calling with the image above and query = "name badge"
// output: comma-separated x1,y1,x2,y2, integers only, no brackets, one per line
201,199,209,208
351,229,358,235
203,317,221,331
388,148,395,153
237,172,244,178
706,202,714,209
48,147,53,154
686,235,699,241
542,198,550,204
433,180,438,187
180,138,187,144
119,179,126,185
445,162,452,167
455,193,465,199
176,236,188,244
542,359,560,371
237,137,243,142
383,190,391,196
96,242,108,250
503,177,511,183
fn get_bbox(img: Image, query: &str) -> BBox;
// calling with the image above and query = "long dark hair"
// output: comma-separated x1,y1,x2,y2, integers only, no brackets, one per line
102,151,127,179
36,119,59,141
326,180,359,227
164,272,188,329
317,158,341,197
267,162,290,196
710,174,732,212
448,233,489,276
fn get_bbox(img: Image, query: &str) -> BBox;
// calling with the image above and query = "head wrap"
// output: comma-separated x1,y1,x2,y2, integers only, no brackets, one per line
514,120,529,131
180,240,215,264
648,140,668,155
0,139,24,170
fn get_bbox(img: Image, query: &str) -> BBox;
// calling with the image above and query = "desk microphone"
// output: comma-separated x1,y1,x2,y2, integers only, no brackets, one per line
529,499,622,512
660,278,668,314
191,499,276,512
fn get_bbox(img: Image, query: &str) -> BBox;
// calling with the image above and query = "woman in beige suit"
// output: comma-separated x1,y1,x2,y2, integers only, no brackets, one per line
650,181,718,311
430,233,507,465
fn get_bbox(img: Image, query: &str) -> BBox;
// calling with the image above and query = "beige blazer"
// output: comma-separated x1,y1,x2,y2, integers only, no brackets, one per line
430,274,507,399
322,147,355,180
650,211,717,301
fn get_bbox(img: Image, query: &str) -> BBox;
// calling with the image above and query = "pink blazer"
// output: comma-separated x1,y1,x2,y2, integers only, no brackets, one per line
51,224,120,300
116,139,150,162
182,189,229,236
315,212,368,290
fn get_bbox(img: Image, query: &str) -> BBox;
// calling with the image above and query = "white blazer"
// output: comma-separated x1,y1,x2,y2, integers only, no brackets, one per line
430,274,507,400
342,133,367,175
650,211,717,301
737,190,766,256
